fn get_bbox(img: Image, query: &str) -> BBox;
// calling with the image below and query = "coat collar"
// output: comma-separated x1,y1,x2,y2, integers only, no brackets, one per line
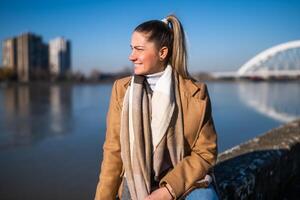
121,74,201,98
122,77,131,90
177,74,200,97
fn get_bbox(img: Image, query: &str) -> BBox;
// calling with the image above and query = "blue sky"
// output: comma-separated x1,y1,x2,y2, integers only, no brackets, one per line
1,0,300,74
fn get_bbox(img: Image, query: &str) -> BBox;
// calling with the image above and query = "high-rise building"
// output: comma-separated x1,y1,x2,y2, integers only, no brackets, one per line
2,37,18,72
17,33,49,82
1,33,71,81
49,37,71,76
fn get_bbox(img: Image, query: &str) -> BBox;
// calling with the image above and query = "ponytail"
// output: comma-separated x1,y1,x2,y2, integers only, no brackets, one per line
165,15,189,78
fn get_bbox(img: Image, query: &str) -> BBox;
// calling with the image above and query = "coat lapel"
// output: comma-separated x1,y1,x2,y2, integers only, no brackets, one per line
118,77,131,108
178,76,206,148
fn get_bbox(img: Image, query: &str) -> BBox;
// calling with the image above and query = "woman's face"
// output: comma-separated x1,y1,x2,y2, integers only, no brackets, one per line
129,31,165,75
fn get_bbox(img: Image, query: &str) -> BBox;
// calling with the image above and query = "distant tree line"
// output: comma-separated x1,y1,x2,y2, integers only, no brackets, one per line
0,66,132,83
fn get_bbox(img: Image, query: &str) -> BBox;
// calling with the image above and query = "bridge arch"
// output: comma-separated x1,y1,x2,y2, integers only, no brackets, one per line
238,40,300,76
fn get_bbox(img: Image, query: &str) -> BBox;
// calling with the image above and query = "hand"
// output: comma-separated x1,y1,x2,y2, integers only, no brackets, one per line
144,187,173,200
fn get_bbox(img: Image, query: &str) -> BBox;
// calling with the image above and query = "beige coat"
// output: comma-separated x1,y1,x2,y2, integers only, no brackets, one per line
95,74,218,199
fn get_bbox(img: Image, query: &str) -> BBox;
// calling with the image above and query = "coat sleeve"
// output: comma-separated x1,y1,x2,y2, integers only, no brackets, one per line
159,84,218,199
95,80,123,200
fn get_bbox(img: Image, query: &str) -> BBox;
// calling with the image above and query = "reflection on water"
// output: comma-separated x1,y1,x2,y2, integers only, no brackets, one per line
1,82,299,151
0,83,111,200
238,82,300,122
1,83,72,149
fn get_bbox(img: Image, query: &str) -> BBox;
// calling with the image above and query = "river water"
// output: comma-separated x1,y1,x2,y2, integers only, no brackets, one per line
0,81,299,199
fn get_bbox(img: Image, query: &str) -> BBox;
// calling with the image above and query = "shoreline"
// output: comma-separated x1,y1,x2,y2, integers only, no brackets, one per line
0,78,299,86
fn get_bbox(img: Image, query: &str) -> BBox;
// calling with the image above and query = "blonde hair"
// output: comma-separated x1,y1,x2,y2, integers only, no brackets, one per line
165,15,189,78
134,14,190,78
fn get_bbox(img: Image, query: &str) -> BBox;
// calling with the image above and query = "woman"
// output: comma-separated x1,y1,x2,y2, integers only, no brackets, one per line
95,15,218,200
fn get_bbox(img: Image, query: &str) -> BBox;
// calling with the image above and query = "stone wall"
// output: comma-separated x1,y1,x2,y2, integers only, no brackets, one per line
214,119,300,200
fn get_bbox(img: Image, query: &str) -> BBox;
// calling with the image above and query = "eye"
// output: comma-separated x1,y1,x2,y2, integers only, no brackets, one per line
136,47,144,51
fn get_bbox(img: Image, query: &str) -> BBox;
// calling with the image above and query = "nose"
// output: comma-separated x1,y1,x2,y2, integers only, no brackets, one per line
129,50,137,62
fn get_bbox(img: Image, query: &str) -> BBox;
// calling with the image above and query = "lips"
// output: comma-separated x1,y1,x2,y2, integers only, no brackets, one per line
134,63,143,67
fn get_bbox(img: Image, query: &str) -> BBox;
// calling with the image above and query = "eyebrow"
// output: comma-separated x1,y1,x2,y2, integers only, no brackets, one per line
130,45,145,48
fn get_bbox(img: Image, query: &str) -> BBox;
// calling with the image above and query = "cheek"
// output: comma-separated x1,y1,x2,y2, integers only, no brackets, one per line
144,53,159,65
138,54,145,62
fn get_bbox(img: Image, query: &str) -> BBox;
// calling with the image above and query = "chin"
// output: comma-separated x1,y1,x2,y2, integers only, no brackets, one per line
134,71,145,75
134,67,145,75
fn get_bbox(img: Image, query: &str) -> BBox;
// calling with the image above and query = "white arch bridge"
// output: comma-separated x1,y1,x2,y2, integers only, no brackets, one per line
238,40,300,78
213,40,300,79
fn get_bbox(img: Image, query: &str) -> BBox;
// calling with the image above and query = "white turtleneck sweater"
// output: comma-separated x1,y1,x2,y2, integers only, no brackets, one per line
145,70,165,91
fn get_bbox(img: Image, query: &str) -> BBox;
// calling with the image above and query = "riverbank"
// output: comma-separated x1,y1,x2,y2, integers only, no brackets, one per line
215,119,300,199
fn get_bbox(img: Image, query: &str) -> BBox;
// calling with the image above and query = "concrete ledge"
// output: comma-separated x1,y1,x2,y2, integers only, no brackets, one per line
214,119,300,199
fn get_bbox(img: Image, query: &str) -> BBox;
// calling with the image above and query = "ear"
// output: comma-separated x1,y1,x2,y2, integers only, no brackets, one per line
159,46,169,61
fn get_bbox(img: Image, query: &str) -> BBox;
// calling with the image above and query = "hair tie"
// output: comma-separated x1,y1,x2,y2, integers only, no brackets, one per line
161,18,168,24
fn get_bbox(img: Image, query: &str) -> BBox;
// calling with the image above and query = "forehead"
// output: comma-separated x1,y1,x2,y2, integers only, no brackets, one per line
131,31,155,47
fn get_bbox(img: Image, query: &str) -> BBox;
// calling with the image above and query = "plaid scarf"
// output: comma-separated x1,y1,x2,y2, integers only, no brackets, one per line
120,65,185,200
